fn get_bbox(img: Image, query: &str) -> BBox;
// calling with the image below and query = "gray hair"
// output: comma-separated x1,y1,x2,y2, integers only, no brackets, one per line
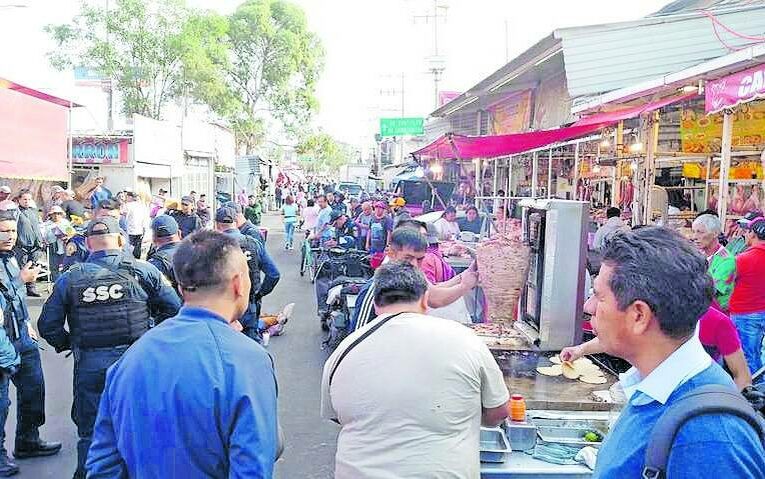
692,214,722,234
602,226,713,340
373,261,428,307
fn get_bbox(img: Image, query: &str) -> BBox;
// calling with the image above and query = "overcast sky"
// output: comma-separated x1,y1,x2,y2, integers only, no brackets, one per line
1,0,671,148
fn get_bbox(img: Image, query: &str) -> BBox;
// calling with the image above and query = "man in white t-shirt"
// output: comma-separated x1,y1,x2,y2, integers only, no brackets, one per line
124,191,148,259
321,261,509,479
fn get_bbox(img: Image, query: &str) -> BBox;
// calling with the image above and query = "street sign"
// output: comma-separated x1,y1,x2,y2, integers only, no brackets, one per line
380,117,424,137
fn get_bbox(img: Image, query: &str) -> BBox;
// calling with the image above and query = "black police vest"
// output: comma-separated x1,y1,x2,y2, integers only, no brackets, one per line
0,284,19,342
66,257,151,349
237,234,262,299
148,247,177,290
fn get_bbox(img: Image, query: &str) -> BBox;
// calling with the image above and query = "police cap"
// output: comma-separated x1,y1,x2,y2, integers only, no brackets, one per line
86,216,121,237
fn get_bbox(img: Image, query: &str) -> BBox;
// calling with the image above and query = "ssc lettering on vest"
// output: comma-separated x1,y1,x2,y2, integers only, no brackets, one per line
81,284,125,303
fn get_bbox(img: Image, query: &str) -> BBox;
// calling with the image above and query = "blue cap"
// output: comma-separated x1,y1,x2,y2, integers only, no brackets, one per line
215,206,237,224
151,214,179,237
222,201,244,214
86,216,121,237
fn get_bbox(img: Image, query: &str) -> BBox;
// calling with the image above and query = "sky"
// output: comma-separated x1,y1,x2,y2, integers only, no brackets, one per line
0,0,671,150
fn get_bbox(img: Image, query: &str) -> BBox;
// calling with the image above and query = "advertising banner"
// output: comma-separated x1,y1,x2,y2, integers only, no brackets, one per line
706,64,765,113
680,101,765,153
490,90,532,135
70,138,129,164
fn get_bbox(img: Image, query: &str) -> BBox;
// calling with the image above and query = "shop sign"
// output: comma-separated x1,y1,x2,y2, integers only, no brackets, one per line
680,102,765,154
706,64,765,113
490,90,532,135
70,138,129,164
380,117,424,137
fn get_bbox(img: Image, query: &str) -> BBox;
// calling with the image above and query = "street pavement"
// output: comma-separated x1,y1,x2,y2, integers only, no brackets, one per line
6,213,338,478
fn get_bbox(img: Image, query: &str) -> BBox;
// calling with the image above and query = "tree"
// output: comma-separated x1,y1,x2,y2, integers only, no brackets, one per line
46,0,229,120
225,0,324,153
296,132,351,174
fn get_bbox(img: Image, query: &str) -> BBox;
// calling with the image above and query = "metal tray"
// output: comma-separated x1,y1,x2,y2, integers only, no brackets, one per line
480,427,512,463
535,424,606,447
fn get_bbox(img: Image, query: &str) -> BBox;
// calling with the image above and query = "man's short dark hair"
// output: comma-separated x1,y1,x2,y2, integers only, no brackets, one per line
395,219,426,232
373,261,428,307
606,207,621,219
173,230,242,293
602,226,713,340
389,227,427,252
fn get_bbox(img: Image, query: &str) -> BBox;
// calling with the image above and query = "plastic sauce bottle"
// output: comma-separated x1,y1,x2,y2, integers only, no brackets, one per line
509,394,527,422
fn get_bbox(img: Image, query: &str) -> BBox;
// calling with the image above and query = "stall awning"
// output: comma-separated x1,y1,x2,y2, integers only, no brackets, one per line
415,92,698,160
0,79,79,181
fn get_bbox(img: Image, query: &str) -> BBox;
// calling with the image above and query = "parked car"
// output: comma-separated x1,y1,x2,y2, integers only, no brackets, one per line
337,182,363,198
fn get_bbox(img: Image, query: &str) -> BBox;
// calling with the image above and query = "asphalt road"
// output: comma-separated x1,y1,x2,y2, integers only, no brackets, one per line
7,213,338,478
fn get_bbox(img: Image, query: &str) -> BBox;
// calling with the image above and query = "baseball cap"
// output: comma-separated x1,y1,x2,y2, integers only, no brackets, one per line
86,216,121,237
329,210,346,223
223,201,244,214
151,214,179,237
48,205,65,216
51,185,64,193
374,201,387,209
215,206,237,224
389,197,406,207
97,198,121,211
181,196,194,205
63,189,75,196
0,186,11,194
737,211,764,229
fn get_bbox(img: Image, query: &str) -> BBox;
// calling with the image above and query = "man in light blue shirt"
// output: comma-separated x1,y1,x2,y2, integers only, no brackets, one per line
591,227,764,478
87,231,279,478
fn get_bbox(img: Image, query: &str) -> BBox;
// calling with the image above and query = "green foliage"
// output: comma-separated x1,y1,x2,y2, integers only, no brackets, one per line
226,0,324,151
47,0,228,120
45,0,324,143
296,132,351,174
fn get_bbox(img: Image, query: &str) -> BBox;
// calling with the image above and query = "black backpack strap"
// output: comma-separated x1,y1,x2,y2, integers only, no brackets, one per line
328,311,404,387
643,384,765,479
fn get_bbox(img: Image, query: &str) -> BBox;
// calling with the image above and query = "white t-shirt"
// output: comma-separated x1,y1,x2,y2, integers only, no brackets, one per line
124,201,148,236
434,217,461,240
321,312,509,479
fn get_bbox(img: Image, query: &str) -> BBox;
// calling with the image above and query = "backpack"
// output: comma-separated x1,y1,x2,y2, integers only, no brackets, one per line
642,384,765,479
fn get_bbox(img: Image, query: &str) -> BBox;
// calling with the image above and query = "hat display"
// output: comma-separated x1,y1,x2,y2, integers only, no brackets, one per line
215,206,237,224
151,215,179,237
86,216,121,237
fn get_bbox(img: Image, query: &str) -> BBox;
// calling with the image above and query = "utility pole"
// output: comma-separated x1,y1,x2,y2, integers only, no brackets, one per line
413,0,448,109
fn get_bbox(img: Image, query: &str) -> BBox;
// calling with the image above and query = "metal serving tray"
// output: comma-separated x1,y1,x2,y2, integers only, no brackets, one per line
480,427,512,463
533,417,608,447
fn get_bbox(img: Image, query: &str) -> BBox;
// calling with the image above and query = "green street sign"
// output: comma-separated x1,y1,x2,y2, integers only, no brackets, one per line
380,117,424,137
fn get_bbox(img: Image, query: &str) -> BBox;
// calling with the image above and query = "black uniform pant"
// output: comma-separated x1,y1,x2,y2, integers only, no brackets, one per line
72,345,129,478
0,332,46,456
128,234,143,259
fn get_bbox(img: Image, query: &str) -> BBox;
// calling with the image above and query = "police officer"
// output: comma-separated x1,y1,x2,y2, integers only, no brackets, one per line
146,215,181,291
224,201,265,243
215,206,280,342
0,293,21,477
0,213,61,474
38,216,181,479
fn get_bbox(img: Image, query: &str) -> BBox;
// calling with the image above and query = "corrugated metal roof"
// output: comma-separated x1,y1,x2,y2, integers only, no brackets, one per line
559,6,765,98
651,0,765,17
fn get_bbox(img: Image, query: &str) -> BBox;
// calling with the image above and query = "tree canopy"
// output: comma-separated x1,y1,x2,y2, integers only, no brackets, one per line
46,0,325,153
296,132,353,174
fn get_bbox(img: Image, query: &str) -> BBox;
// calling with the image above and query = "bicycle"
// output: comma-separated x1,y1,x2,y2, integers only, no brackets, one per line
300,230,321,283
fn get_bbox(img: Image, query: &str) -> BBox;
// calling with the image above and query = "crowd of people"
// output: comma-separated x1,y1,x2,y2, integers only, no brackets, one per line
0,179,283,478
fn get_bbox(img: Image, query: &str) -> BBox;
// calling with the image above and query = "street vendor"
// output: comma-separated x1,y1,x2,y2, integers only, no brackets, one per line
433,206,460,240
351,228,477,331
457,205,484,235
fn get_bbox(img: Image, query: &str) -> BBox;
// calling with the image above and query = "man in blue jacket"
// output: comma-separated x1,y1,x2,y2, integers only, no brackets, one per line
87,230,280,478
591,227,765,478
0,213,61,475
38,216,181,479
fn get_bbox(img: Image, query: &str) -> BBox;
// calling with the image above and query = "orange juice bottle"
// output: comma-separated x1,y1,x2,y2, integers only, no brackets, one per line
509,394,527,422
